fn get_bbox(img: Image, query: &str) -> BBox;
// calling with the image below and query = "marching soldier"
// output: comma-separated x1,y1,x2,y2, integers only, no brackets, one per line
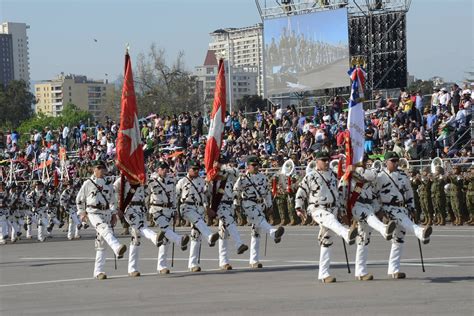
148,161,190,275
418,168,434,226
76,160,127,280
45,184,64,235
176,161,219,272
374,152,432,279
0,182,8,244
26,181,49,242
431,166,446,225
347,156,397,281
234,156,285,269
60,180,86,240
295,151,357,283
206,156,249,271
114,176,166,277
7,183,23,242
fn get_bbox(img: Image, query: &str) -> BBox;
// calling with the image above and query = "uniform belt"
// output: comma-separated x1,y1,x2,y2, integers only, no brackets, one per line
357,198,372,204
129,201,144,206
184,202,203,206
87,205,108,210
151,203,173,208
248,198,263,203
383,202,405,207
313,202,336,208
221,200,233,205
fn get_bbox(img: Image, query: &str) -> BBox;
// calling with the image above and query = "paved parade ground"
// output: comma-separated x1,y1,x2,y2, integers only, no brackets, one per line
1,225,473,315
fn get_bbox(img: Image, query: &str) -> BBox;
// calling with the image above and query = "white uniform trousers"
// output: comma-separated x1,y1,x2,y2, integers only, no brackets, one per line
151,207,183,271
217,204,244,266
241,201,278,265
352,202,388,277
308,205,350,280
36,209,49,242
88,212,122,277
0,213,8,244
67,212,81,240
383,206,426,274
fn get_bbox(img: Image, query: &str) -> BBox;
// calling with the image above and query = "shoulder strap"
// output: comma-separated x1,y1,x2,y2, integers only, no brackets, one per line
88,178,110,208
154,177,171,204
185,176,203,205
382,170,406,204
245,174,262,199
315,171,337,203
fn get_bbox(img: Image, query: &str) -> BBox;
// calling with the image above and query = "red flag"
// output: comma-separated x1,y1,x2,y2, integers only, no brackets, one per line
204,58,226,181
116,52,146,185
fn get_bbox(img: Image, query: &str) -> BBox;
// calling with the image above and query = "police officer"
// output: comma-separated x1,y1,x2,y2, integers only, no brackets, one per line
176,160,219,272
234,156,285,269
148,161,190,275
348,156,397,281
295,151,357,283
76,160,127,280
207,156,249,271
375,152,433,279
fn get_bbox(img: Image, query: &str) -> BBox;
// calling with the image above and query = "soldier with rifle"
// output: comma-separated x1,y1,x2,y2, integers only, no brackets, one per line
26,181,49,242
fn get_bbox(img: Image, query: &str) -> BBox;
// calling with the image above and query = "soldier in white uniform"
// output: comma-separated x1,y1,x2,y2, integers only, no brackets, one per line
374,152,433,279
114,176,166,277
148,161,190,275
76,161,127,280
45,184,63,235
7,183,23,242
347,156,397,281
60,180,83,240
206,157,248,271
0,182,9,244
233,156,285,269
295,151,358,283
26,181,49,242
176,160,219,272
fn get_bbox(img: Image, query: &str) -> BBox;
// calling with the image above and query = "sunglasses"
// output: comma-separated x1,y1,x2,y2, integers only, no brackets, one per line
191,167,200,170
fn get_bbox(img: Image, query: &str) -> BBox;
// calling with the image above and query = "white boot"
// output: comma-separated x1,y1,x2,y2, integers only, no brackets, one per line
388,242,404,274
128,244,139,274
355,244,369,277
318,246,332,280
219,238,229,267
188,235,201,269
249,228,260,265
157,242,169,271
94,249,107,278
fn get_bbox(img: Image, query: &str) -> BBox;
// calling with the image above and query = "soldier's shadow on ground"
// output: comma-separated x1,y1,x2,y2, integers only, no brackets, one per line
426,276,474,283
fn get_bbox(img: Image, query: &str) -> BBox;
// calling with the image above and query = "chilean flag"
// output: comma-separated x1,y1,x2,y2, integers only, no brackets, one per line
204,58,226,181
347,65,366,166
116,52,146,185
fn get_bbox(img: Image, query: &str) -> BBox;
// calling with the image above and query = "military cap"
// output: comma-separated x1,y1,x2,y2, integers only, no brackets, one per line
188,160,201,169
247,156,260,165
92,160,107,169
314,151,330,160
158,161,170,169
384,151,400,161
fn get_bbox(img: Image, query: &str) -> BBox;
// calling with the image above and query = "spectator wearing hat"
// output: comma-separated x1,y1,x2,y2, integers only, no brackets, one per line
439,87,450,112
233,156,285,269
431,88,441,114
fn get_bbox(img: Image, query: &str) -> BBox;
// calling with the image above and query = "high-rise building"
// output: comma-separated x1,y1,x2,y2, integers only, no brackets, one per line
34,74,115,120
0,34,14,87
209,24,263,97
0,22,30,86
195,50,258,113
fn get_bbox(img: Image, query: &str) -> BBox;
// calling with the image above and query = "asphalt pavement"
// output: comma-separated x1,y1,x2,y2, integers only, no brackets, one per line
1,225,473,315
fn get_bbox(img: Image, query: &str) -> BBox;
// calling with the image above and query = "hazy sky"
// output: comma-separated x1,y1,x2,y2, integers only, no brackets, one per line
1,0,472,83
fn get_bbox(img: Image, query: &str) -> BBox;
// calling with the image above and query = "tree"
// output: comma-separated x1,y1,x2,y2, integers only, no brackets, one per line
236,95,265,113
0,80,35,127
408,79,434,95
134,44,203,116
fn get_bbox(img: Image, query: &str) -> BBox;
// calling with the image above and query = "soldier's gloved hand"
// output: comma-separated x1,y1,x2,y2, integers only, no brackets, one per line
339,214,350,226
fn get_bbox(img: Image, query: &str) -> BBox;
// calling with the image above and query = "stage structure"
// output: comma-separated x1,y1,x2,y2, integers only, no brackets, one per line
256,0,412,98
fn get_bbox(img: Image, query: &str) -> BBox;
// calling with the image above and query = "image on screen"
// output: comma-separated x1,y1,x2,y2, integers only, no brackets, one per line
264,8,350,96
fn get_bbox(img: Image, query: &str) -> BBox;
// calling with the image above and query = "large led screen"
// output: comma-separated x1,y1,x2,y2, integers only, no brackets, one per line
264,8,350,95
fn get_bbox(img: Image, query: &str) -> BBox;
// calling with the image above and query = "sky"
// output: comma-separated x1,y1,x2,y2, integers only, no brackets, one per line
1,0,472,84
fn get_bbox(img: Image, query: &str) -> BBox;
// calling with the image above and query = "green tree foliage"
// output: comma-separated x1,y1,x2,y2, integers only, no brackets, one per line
135,44,203,116
236,95,265,112
408,79,434,95
16,103,92,144
0,80,35,127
